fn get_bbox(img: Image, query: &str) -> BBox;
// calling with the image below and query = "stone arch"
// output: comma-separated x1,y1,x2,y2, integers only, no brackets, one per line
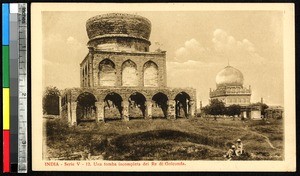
121,59,138,86
76,92,97,123
98,59,116,86
143,60,158,87
104,92,123,120
99,90,124,102
43,88,60,115
128,92,146,119
174,92,191,118
152,92,169,118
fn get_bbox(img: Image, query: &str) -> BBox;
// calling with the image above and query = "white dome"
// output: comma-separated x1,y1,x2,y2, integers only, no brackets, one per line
216,66,244,87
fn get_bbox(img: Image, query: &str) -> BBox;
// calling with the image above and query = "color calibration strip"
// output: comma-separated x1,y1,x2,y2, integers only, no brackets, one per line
10,3,21,172
2,3,26,173
2,3,11,173
17,3,28,173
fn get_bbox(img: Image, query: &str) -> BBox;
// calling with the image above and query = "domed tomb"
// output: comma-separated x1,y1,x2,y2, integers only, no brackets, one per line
216,66,244,87
86,13,152,52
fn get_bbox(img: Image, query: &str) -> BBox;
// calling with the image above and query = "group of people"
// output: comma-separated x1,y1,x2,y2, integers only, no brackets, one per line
224,139,244,160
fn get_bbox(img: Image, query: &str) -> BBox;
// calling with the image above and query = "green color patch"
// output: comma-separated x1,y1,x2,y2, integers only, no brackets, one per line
2,46,10,87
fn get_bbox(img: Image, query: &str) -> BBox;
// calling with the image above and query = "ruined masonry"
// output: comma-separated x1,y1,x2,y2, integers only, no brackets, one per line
60,13,196,125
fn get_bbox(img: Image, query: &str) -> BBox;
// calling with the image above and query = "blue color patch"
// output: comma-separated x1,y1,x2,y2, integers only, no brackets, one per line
2,3,10,45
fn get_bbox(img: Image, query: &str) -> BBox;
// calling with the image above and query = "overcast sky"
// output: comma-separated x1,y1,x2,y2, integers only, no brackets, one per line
42,11,283,106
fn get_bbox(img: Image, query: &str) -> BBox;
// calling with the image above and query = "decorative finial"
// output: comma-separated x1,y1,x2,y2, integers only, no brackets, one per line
227,58,230,66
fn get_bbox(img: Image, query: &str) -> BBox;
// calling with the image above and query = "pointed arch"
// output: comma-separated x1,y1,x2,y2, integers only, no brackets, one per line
104,92,123,120
76,92,97,123
175,92,191,118
152,92,169,118
121,59,138,86
143,60,158,87
128,92,147,119
98,58,116,86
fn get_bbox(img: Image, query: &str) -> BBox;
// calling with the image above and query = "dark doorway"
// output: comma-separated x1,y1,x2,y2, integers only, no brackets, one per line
175,92,191,118
152,92,168,119
76,92,97,123
104,92,123,121
128,92,146,119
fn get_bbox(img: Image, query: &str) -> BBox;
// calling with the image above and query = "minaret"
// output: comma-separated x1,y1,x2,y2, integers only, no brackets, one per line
200,101,202,109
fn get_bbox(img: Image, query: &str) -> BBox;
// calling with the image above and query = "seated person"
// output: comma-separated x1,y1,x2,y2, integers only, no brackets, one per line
224,145,236,160
235,139,244,156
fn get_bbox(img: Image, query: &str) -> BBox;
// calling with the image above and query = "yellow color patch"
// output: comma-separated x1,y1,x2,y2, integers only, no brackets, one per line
3,88,10,130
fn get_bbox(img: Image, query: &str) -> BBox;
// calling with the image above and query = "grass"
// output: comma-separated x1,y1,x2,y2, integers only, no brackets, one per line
44,116,283,160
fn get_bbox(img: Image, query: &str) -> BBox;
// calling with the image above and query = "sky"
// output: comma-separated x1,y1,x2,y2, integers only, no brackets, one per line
42,11,284,107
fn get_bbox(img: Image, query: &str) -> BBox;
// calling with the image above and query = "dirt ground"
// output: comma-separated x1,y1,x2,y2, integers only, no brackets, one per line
43,116,284,161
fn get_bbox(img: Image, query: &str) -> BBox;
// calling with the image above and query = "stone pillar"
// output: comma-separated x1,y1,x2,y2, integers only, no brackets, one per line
93,69,98,87
70,102,77,126
95,101,104,122
145,100,152,119
80,67,83,87
122,101,130,121
90,55,94,87
186,99,189,116
116,63,122,87
67,102,71,124
189,100,196,118
138,64,143,87
59,96,62,117
167,100,176,119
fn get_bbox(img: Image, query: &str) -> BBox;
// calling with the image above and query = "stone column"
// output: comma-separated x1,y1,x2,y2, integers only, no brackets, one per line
95,101,104,122
145,100,152,119
67,102,71,124
122,101,130,121
90,55,94,87
116,63,122,87
167,100,176,119
70,102,77,126
80,67,83,87
58,96,62,117
189,100,196,118
138,64,143,87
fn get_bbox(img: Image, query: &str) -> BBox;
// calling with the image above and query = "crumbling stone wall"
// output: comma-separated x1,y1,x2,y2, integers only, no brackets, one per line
86,13,151,42
81,50,167,88
61,13,197,126
60,87,196,125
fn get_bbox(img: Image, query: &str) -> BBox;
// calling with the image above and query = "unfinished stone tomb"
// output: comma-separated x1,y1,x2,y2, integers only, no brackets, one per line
59,13,196,125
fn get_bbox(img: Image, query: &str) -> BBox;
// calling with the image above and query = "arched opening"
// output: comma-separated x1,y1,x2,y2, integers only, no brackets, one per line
152,92,168,118
122,60,138,86
98,59,116,86
175,92,191,118
128,92,146,119
43,87,60,115
104,92,123,121
76,92,97,123
143,61,158,87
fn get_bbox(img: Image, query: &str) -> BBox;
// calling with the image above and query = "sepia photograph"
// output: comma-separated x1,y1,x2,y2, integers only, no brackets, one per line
31,3,295,171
